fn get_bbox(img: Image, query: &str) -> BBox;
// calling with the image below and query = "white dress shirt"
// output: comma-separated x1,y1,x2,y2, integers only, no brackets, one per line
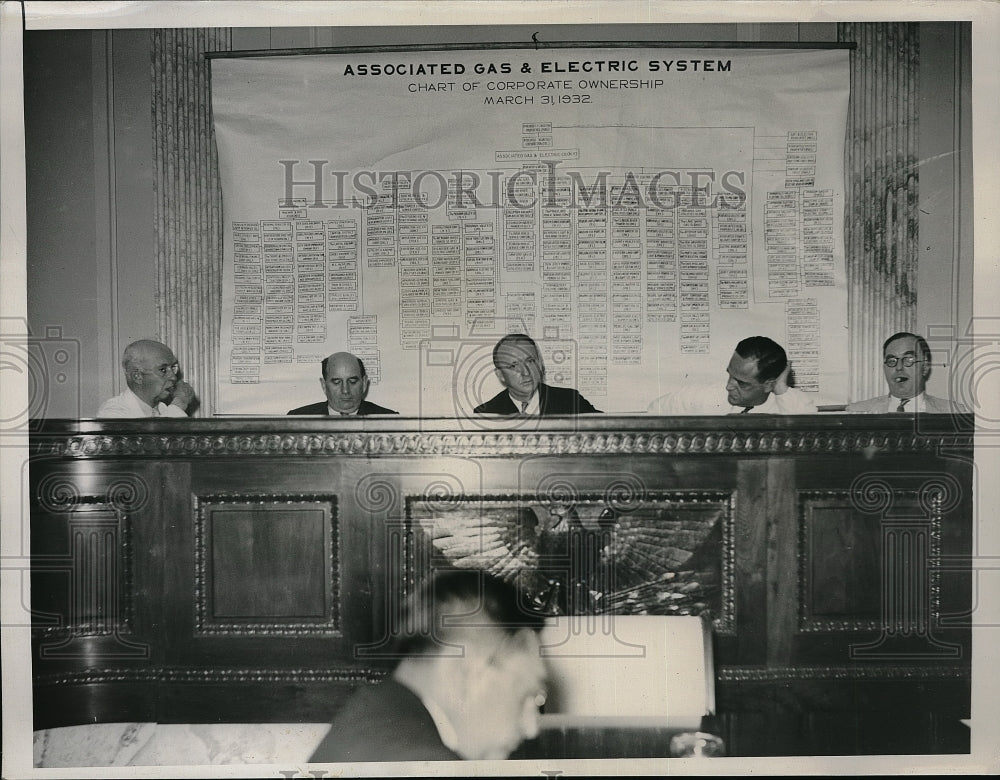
96,387,188,418
647,384,817,415
509,390,540,416
885,393,926,413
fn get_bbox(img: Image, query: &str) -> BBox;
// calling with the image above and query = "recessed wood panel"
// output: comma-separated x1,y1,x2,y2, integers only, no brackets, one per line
194,494,339,635
806,502,881,619
210,508,327,617
799,490,944,633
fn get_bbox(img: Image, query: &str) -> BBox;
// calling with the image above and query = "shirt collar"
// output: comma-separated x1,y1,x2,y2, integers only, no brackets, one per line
327,405,358,416
126,387,157,416
890,392,925,413
508,388,540,415
728,391,770,414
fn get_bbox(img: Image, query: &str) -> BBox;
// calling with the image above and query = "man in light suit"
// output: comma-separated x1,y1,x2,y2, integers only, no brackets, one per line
309,570,548,762
97,339,197,417
847,331,970,414
287,351,397,416
473,333,601,416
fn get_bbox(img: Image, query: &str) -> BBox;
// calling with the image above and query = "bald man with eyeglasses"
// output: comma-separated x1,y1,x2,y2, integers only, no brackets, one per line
96,339,197,417
846,332,969,414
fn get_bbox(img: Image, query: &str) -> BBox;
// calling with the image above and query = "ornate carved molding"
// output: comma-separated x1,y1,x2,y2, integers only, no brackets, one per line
34,662,969,687
51,427,972,459
34,666,387,687
718,664,969,683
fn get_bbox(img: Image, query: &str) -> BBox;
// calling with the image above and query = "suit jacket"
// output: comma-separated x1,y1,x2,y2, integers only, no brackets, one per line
309,678,459,763
846,393,969,414
287,399,398,416
473,383,601,416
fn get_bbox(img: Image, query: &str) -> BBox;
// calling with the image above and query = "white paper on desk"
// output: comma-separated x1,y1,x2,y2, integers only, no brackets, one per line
539,615,713,727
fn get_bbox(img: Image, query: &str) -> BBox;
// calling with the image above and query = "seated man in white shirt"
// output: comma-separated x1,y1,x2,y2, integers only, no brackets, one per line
647,336,817,415
96,339,196,417
846,331,970,414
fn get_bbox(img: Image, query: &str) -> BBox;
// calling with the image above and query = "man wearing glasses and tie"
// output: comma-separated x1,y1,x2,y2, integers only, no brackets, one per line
96,339,196,417
847,331,969,414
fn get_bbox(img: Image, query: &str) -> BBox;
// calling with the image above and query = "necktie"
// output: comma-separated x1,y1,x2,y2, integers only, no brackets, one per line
151,406,160,417
740,406,753,414
896,398,909,413
520,400,529,414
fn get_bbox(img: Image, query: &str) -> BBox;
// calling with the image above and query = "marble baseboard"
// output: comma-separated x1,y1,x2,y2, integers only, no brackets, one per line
34,722,331,767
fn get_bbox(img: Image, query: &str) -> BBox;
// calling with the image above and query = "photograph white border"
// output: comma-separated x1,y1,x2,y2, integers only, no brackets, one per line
2,1,998,777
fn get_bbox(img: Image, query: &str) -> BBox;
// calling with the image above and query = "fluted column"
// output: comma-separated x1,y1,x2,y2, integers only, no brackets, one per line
838,23,920,401
151,29,231,417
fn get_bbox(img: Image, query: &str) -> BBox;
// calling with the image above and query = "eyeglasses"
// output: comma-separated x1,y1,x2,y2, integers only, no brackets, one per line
883,356,923,368
147,362,179,377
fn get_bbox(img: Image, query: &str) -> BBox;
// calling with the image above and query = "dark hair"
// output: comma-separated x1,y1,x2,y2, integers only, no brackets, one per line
735,336,787,382
883,331,931,363
321,353,366,379
393,569,545,657
492,333,538,368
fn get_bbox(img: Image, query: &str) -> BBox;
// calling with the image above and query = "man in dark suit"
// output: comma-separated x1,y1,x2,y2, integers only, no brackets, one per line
287,351,397,416
309,570,548,762
847,332,970,414
473,333,600,416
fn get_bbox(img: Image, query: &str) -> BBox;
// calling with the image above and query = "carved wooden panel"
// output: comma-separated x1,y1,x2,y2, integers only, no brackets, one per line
799,486,948,639
800,497,882,626
402,492,734,631
193,494,339,636
27,418,972,731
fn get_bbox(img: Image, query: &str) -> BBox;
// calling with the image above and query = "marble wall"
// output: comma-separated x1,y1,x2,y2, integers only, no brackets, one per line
33,722,330,767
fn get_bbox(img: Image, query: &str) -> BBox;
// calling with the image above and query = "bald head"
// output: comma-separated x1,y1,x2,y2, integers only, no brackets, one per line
122,340,172,372
320,351,369,414
121,339,179,406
